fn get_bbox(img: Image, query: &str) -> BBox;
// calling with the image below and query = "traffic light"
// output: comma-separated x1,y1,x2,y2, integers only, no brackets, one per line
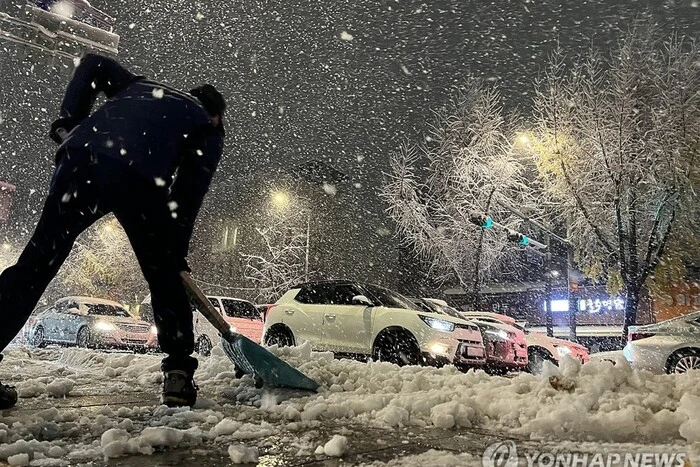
469,212,493,229
506,229,530,246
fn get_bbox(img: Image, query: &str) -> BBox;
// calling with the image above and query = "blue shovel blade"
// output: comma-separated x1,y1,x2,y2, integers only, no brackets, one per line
220,333,320,392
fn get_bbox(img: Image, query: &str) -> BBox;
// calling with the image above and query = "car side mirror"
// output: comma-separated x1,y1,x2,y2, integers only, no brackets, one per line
352,295,373,307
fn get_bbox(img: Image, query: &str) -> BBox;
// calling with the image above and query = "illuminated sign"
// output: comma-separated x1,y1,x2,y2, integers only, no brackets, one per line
542,297,625,314
578,297,625,314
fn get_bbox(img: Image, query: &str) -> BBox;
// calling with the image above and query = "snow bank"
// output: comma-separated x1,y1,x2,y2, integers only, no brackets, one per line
322,435,348,457
1,344,700,465
228,444,259,464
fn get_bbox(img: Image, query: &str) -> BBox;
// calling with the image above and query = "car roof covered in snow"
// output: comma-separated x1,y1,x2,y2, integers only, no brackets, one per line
460,311,516,324
55,296,125,307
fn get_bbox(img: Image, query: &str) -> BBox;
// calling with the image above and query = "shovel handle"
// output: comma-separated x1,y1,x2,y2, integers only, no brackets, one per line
180,272,231,336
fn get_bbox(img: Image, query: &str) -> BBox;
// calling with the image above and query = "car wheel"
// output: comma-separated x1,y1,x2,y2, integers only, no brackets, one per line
527,349,553,374
32,326,47,348
667,349,700,374
264,327,295,347
76,327,93,349
196,336,213,357
372,330,423,367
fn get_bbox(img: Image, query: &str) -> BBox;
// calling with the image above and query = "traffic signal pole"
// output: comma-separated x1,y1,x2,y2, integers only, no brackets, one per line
471,203,578,342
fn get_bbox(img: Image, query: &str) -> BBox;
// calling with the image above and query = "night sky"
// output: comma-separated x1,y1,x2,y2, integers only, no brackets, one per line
1,0,698,290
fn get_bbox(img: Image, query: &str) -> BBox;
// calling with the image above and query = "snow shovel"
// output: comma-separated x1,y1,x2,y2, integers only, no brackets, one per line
181,272,320,392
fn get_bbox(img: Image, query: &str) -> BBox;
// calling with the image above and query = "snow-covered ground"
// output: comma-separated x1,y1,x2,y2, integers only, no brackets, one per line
0,343,699,465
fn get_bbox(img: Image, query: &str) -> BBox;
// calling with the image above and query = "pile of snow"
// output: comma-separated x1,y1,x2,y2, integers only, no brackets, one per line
317,435,348,457
1,344,700,465
228,444,259,464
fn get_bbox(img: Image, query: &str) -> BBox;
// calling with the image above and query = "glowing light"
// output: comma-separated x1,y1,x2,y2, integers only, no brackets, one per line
270,191,290,209
516,133,531,145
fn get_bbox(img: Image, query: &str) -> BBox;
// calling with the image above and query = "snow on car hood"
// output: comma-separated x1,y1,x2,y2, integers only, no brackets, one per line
1,345,699,464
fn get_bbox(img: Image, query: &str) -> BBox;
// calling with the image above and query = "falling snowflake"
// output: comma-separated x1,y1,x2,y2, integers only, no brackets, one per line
168,201,178,211
340,31,354,41
154,178,166,187
119,148,127,156
128,23,136,29
322,183,337,196
152,88,165,99
195,12,205,21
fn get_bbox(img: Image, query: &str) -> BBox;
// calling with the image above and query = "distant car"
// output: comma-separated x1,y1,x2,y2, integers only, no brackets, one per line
193,296,264,356
28,296,157,351
422,300,528,373
624,311,700,374
448,310,590,373
263,281,486,370
140,294,264,356
255,304,273,321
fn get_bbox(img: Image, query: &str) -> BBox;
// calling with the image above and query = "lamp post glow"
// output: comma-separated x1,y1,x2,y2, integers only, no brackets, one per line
516,133,530,145
270,191,290,210
269,191,311,280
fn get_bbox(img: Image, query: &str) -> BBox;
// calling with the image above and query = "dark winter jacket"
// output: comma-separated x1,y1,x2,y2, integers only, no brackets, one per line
56,53,224,258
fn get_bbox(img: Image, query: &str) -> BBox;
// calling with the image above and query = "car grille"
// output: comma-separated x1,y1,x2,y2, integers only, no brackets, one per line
455,323,479,331
118,324,150,334
123,338,148,344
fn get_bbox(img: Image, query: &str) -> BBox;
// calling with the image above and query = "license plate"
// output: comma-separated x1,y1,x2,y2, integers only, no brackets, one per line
466,347,484,358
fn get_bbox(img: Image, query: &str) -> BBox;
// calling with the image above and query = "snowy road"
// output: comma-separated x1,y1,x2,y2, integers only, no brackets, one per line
0,345,698,466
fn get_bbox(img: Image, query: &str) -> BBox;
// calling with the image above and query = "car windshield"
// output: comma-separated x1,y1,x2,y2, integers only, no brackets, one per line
86,304,130,317
364,285,420,311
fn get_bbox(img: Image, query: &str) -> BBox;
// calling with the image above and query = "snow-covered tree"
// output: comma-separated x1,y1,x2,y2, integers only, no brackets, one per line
55,216,145,304
531,21,700,337
383,81,540,304
242,211,308,303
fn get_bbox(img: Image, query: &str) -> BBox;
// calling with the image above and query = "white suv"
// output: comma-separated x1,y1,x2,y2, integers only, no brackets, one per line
263,281,486,369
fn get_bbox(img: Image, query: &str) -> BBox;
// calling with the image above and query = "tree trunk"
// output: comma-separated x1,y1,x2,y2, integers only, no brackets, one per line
621,285,642,345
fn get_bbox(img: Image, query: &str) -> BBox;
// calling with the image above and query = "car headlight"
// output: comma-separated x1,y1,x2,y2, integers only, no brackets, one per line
484,329,509,340
150,325,158,335
419,315,455,332
94,321,117,332
429,342,450,355
556,345,572,357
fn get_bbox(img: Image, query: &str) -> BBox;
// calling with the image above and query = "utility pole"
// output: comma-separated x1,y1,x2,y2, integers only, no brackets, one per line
544,235,553,337
472,202,579,341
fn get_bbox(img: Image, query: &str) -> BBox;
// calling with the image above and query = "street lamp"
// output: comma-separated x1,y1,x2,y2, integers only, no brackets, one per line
516,133,531,145
270,191,290,210
269,191,311,281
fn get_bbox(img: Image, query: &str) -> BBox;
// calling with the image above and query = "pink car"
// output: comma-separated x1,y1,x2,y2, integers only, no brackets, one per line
191,296,265,356
460,311,590,373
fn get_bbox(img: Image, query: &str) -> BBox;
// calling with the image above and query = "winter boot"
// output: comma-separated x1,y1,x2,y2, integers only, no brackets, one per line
161,370,197,407
0,355,17,410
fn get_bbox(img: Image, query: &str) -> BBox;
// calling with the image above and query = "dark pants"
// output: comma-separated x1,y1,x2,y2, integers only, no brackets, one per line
0,149,197,373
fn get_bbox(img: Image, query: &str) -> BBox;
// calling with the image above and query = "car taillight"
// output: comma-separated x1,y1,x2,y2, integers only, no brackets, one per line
628,332,655,342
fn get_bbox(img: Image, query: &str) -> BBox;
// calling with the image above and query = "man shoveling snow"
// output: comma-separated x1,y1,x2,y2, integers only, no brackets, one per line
0,53,226,409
